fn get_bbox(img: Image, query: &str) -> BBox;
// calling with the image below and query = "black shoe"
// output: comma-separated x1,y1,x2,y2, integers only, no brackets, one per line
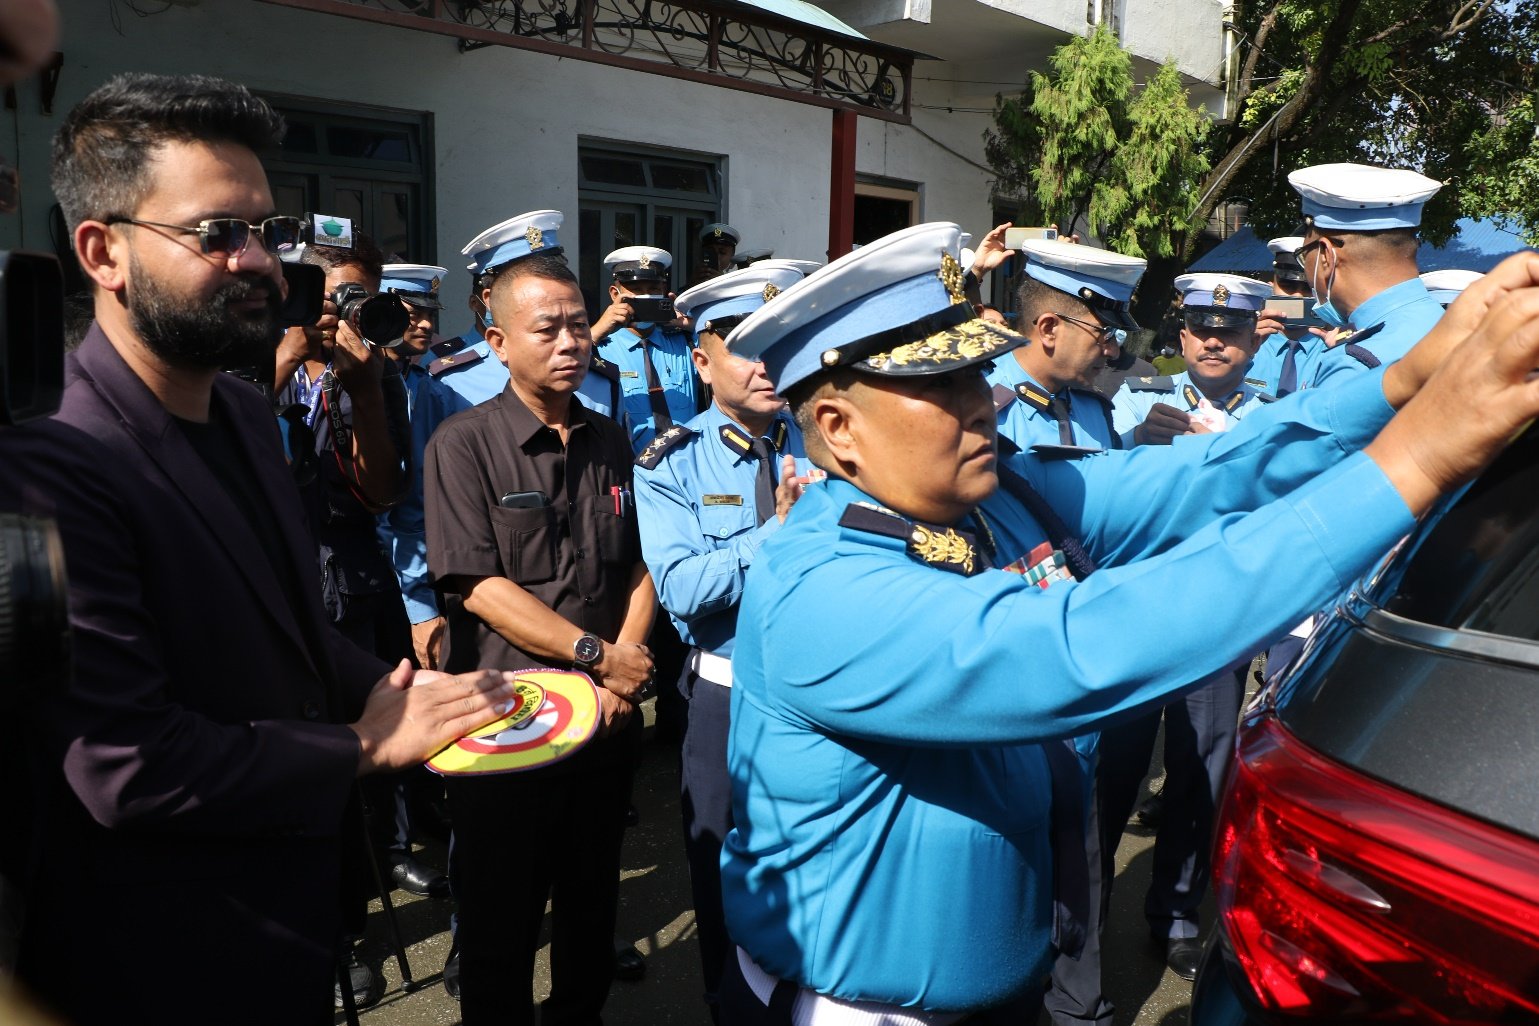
390,856,451,899
443,943,461,1001
335,951,383,1010
1134,789,1164,828
614,940,646,981
1163,937,1203,981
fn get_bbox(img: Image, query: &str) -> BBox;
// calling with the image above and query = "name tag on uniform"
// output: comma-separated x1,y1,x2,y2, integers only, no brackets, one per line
703,494,744,506
1001,541,1073,589
620,370,639,378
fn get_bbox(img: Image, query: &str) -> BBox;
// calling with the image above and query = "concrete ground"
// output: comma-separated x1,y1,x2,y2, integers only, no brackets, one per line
343,702,1203,1026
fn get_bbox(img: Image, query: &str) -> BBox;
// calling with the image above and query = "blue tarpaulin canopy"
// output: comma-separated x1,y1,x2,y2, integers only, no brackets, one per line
1190,217,1531,275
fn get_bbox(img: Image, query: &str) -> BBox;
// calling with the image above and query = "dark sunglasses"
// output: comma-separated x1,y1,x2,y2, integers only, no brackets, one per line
105,215,304,257
1054,312,1119,346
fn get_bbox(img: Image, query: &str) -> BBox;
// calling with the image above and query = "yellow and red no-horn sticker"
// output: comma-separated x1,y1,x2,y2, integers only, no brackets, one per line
426,668,601,776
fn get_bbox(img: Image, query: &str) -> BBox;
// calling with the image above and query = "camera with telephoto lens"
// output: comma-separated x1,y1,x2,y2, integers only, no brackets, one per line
330,282,409,349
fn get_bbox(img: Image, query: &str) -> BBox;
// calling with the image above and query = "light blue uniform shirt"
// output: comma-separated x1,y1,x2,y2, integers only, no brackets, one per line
1307,277,1444,390
377,362,471,624
724,369,1412,1011
1111,371,1272,447
633,406,811,658
985,355,1118,453
597,324,699,454
1248,328,1326,396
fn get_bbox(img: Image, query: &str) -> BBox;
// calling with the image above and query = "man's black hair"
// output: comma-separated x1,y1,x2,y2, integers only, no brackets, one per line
489,251,577,294
1015,274,1090,334
51,73,286,232
301,229,386,286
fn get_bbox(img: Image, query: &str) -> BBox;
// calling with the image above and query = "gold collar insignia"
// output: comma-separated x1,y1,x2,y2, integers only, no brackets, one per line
908,523,976,576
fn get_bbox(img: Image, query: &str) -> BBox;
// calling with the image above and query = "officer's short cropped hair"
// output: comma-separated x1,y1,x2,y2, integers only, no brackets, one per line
51,73,286,233
1016,275,1091,333
785,368,860,468
1345,226,1420,260
300,229,385,287
486,251,580,321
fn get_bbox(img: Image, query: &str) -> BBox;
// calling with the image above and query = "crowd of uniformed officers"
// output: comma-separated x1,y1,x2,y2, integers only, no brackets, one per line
8,61,1539,1026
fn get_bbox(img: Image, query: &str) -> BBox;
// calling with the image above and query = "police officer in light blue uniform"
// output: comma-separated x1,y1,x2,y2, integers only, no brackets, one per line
1113,274,1276,450
594,246,701,454
1248,236,1327,397
1289,163,1446,390
987,239,1145,458
632,260,818,1022
377,263,471,670
429,210,630,430
715,221,1432,1024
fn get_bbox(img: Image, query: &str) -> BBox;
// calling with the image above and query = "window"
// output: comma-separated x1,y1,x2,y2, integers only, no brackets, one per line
854,177,920,247
577,142,723,314
260,96,435,264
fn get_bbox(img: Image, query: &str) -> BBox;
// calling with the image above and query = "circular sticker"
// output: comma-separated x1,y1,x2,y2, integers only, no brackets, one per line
426,668,601,776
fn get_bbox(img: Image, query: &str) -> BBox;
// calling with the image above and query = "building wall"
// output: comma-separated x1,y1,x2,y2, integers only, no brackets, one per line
4,0,1001,317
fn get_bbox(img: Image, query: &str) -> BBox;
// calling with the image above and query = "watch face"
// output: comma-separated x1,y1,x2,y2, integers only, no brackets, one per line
574,635,602,665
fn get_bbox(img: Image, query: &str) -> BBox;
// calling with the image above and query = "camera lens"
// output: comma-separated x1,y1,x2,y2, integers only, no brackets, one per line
0,513,70,698
352,294,409,349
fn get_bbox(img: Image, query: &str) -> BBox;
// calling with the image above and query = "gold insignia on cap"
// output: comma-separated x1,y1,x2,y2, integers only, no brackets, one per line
430,276,441,292
639,253,652,269
867,319,1015,372
526,225,544,251
939,251,967,306
713,227,724,238
909,524,975,576
762,282,781,302
1212,283,1230,307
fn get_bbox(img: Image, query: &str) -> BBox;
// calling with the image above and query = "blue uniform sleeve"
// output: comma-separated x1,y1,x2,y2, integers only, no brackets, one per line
1017,366,1396,566
1110,383,1152,445
752,452,1412,746
1306,343,1368,390
634,455,782,625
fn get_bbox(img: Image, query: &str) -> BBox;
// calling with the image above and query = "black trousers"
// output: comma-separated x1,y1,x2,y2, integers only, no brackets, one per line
446,763,633,1025
679,672,734,1015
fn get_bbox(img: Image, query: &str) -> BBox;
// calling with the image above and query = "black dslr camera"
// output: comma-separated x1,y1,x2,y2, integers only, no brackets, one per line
330,281,408,349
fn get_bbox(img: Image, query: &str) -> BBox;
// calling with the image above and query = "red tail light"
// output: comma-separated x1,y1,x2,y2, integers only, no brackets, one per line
1212,714,1539,1022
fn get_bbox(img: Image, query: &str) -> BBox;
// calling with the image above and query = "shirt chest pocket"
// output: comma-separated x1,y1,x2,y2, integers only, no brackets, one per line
589,495,632,565
489,505,559,585
699,502,755,542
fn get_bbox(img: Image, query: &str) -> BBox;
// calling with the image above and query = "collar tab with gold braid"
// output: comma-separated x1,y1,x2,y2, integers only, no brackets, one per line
635,424,695,470
1014,381,1052,413
837,502,994,577
717,418,790,460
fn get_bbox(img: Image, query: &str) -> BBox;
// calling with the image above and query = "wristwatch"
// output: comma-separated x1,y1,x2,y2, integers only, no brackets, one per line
572,633,603,668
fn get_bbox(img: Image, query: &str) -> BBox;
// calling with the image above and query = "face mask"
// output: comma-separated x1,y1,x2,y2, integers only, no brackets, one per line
1309,242,1348,330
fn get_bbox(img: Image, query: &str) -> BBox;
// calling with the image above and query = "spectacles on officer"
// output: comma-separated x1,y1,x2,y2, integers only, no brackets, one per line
1052,311,1119,347
104,215,304,258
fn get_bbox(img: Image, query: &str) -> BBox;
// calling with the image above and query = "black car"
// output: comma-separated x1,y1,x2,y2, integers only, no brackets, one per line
1192,421,1539,1025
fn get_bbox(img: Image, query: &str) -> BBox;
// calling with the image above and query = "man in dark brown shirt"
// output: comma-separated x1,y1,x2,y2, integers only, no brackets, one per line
425,248,655,1026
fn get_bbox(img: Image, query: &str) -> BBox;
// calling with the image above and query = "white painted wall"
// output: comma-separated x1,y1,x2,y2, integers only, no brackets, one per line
4,0,997,318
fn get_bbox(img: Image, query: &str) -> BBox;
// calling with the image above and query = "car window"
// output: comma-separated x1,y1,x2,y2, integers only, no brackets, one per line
1371,422,1539,642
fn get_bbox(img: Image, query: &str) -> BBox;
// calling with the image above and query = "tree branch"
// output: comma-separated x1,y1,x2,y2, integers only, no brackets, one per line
1365,0,1493,45
1239,1,1283,104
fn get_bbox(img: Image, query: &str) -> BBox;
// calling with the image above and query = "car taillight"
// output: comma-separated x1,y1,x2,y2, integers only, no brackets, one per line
1213,714,1539,1022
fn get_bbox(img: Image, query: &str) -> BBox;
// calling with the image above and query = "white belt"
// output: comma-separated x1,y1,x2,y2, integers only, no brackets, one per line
735,948,964,1025
689,648,733,688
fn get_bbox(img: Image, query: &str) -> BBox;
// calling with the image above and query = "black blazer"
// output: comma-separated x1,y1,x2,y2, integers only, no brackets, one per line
1,324,389,1025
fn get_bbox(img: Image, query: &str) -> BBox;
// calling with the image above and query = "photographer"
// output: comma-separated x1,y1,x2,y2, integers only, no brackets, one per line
0,73,515,1025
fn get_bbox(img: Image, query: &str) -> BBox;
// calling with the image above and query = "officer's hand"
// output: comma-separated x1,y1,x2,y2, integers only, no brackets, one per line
595,688,634,738
594,641,654,700
1132,403,1193,446
969,222,1013,276
774,454,807,521
411,616,446,671
350,662,519,775
331,318,385,392
1366,282,1539,516
1254,309,1287,339
1384,251,1539,409
593,300,633,341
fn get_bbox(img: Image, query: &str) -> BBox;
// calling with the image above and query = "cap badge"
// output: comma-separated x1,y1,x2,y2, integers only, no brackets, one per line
939,251,967,306
713,227,724,238
638,253,652,269
762,282,781,302
1212,284,1230,307
526,225,545,251
430,276,441,292
909,523,975,576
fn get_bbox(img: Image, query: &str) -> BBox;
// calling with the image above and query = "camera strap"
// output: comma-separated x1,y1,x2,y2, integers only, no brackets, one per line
293,363,330,430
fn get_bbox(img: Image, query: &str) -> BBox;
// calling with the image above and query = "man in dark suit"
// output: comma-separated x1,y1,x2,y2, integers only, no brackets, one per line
0,73,515,1026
